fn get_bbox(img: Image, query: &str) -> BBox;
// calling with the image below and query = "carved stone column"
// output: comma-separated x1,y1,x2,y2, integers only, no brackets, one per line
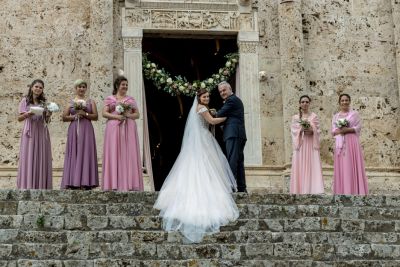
392,0,400,99
238,31,262,166
122,29,144,160
278,0,306,165
90,0,114,165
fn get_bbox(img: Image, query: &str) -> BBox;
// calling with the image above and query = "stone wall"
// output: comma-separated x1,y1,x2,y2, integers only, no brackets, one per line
0,0,399,190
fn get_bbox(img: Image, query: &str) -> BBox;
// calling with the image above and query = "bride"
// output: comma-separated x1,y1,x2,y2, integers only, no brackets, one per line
153,88,239,243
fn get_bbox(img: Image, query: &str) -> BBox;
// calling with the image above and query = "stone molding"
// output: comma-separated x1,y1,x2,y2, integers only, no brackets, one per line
123,9,255,31
123,37,142,50
125,0,238,11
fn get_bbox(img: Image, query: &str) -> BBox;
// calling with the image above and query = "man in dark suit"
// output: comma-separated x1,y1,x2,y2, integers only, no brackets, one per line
216,82,247,193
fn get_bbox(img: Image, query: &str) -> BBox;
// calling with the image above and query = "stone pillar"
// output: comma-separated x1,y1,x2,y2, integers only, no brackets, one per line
238,31,262,166
392,0,400,99
90,0,114,164
122,29,144,160
278,0,307,165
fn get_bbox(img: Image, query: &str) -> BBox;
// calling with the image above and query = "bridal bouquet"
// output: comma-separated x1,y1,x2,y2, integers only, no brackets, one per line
116,102,133,114
335,118,349,128
298,119,311,129
73,99,87,110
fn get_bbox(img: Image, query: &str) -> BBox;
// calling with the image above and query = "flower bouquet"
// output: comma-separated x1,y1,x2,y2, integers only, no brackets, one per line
73,99,86,111
298,119,311,129
46,102,60,113
116,102,133,115
335,118,349,128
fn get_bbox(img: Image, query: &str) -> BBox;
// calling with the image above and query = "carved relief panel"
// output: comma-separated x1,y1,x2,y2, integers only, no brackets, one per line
124,9,255,31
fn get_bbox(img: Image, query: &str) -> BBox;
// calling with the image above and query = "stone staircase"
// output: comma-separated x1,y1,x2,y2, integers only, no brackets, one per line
1,190,400,266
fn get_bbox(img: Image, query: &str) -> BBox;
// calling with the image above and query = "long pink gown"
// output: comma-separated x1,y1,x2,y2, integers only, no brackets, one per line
290,113,324,194
102,95,143,191
17,97,52,189
332,110,368,195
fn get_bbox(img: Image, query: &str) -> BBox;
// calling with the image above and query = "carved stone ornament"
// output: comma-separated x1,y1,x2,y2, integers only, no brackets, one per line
123,37,142,49
124,9,255,31
239,0,251,6
238,41,258,53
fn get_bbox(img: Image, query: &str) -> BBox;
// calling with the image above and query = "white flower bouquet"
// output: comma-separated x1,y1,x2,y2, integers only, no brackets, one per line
116,102,133,114
335,118,349,128
47,102,60,112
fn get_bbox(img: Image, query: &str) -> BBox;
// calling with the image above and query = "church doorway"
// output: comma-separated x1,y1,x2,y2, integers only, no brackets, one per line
142,35,237,190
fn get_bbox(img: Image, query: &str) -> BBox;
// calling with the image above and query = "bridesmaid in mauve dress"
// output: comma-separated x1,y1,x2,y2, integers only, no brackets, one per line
332,93,368,195
102,76,143,191
61,79,99,189
290,95,324,194
17,79,53,189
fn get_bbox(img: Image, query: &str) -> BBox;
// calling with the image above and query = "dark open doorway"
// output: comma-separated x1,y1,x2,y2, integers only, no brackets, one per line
143,36,237,191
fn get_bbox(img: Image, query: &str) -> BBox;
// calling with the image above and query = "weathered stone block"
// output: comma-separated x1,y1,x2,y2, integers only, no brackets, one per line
16,260,62,267
0,229,18,243
336,244,372,259
131,230,165,243
341,219,365,232
0,201,17,215
220,244,241,260
273,243,312,258
108,216,136,229
244,243,273,259
284,217,321,231
86,216,108,230
63,260,94,267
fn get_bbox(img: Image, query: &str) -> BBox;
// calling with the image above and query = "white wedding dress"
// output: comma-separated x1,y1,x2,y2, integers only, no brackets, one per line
153,98,239,243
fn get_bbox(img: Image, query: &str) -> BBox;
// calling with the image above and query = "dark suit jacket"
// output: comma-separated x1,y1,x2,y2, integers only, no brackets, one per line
217,94,247,141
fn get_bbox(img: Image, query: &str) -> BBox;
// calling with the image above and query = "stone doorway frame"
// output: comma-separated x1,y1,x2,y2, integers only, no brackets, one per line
121,0,262,173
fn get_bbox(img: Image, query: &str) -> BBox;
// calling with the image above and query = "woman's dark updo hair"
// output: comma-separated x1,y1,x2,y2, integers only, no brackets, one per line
338,93,351,103
113,76,128,95
26,79,46,105
298,95,311,120
196,88,209,105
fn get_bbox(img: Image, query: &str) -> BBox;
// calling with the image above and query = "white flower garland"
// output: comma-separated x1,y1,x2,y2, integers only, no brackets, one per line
142,53,239,96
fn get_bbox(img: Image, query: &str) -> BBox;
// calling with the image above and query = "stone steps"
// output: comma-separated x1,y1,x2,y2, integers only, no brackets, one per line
1,190,400,265
2,259,400,267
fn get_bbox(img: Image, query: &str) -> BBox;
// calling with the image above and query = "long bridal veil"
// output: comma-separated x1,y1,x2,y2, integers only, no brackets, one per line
154,98,239,243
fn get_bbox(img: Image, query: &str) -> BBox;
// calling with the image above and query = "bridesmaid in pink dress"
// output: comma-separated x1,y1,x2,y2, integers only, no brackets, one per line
332,94,368,195
290,95,324,194
17,79,53,189
102,76,144,191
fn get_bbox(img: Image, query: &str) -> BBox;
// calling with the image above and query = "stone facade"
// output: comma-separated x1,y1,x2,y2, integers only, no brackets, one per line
0,0,399,191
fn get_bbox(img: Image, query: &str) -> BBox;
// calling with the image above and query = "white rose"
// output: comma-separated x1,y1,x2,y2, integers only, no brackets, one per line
157,70,162,74
116,104,124,114
215,74,220,79
200,82,206,88
208,78,213,84
225,61,232,67
146,64,151,68
179,86,185,91
160,78,165,83
151,63,156,67
192,82,197,88
167,78,173,84
232,58,237,63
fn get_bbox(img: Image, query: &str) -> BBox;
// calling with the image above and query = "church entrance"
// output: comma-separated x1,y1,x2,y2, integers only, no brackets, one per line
143,35,237,190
